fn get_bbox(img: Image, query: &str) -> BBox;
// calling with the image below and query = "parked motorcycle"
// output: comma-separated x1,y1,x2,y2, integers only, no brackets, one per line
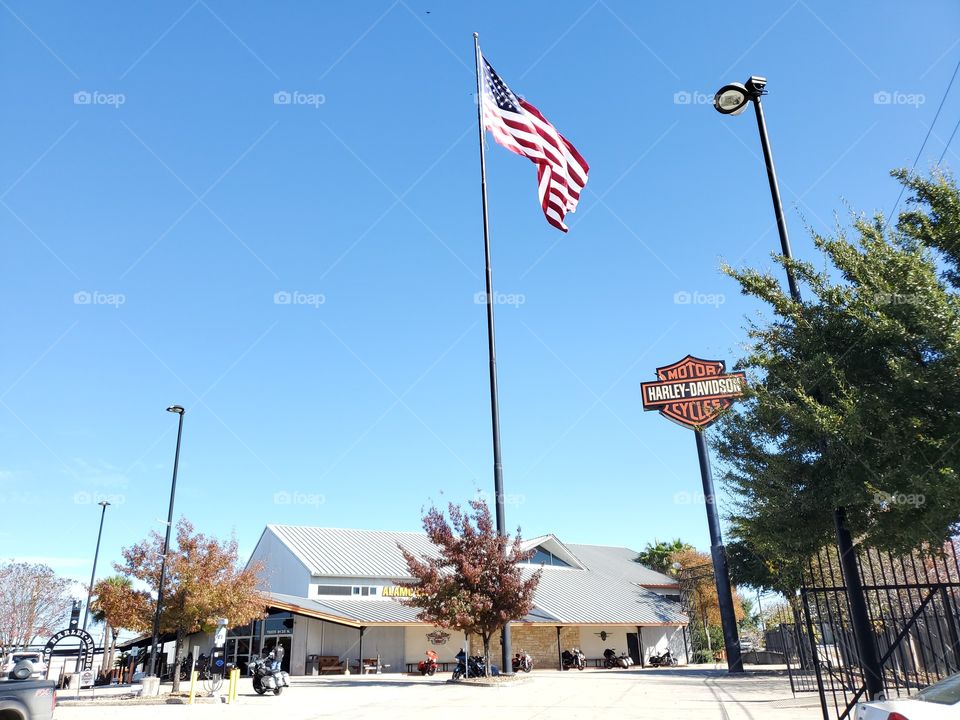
452,650,486,679
648,650,678,667
603,648,632,669
418,649,439,676
248,654,290,695
561,648,586,671
512,650,533,673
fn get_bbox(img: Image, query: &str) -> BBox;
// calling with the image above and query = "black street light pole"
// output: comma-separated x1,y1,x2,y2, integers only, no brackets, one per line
81,500,111,632
714,76,885,701
746,78,801,303
714,77,800,301
148,405,185,679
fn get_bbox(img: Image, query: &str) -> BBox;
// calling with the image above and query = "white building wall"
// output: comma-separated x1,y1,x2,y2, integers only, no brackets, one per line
404,625,461,668
639,626,688,665
290,615,308,675
577,626,687,665
248,528,312,596
577,627,632,661
300,621,404,673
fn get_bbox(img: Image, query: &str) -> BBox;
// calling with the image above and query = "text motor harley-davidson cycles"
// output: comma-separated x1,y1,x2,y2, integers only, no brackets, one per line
248,654,290,695
512,650,533,673
417,649,439,676
561,648,586,671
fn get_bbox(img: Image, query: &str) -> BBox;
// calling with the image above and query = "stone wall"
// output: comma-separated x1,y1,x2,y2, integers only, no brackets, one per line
467,626,580,670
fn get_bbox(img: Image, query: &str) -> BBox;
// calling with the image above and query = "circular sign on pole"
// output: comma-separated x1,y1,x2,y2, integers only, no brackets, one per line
640,355,745,429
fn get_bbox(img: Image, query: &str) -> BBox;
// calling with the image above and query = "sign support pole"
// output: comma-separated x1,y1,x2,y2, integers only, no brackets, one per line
694,427,743,673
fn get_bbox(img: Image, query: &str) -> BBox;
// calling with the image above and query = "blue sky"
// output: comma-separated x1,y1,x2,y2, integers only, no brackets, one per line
2,1,960,603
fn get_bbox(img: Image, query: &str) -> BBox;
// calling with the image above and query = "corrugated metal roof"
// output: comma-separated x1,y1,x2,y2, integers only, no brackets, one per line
262,526,687,626
267,592,563,626
565,543,680,587
268,525,437,578
527,567,686,625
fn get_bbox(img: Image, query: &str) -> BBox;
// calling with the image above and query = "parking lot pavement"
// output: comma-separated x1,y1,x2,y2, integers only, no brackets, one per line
54,668,825,720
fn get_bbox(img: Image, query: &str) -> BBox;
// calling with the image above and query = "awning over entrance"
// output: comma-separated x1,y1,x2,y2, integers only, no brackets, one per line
115,631,176,652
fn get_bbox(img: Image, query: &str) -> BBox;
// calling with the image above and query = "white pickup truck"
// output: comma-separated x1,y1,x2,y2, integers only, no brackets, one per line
0,660,57,720
1,654,46,680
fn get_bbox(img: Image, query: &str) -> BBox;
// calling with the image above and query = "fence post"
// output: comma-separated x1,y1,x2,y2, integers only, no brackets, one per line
801,588,831,720
834,508,885,701
939,585,960,673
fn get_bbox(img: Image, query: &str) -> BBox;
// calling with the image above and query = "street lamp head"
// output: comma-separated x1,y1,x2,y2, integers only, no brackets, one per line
745,76,767,95
166,405,185,414
98,500,110,508
713,82,751,115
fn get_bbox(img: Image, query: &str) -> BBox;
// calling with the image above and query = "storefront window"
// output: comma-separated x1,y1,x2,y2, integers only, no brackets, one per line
228,621,253,637
263,611,293,637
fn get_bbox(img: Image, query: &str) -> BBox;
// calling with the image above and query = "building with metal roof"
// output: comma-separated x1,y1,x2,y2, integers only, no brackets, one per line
227,524,689,675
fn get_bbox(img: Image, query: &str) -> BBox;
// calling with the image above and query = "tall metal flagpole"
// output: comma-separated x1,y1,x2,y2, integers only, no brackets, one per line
473,32,513,674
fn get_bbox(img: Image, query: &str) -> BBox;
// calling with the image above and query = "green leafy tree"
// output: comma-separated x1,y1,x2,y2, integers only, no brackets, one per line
714,170,960,573
635,539,693,575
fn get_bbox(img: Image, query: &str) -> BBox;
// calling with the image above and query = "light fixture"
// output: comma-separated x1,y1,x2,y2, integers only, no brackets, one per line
166,405,185,414
713,83,750,115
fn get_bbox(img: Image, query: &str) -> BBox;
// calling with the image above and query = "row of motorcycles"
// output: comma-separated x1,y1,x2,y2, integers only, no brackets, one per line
603,648,678,669
446,649,535,678
424,646,677,679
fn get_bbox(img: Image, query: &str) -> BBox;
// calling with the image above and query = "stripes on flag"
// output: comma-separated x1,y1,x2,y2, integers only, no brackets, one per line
480,54,589,232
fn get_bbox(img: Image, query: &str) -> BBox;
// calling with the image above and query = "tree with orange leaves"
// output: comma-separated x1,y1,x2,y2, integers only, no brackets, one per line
672,547,745,656
115,519,265,691
90,575,151,676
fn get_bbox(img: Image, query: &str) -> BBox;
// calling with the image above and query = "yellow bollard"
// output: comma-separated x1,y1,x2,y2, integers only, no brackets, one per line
231,667,240,702
188,670,198,705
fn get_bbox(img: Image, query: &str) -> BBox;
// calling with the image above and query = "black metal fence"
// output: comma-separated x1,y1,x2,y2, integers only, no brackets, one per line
782,540,960,720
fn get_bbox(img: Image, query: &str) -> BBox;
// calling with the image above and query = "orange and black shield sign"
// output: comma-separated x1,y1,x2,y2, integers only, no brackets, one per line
640,355,745,429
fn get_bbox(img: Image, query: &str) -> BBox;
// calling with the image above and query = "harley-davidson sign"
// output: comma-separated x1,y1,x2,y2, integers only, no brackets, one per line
641,355,745,429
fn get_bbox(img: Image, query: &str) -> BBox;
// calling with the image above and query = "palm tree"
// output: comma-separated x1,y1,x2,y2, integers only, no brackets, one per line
635,539,693,575
90,576,133,677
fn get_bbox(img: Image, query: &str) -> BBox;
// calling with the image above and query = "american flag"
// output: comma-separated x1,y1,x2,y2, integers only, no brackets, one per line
480,54,589,232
